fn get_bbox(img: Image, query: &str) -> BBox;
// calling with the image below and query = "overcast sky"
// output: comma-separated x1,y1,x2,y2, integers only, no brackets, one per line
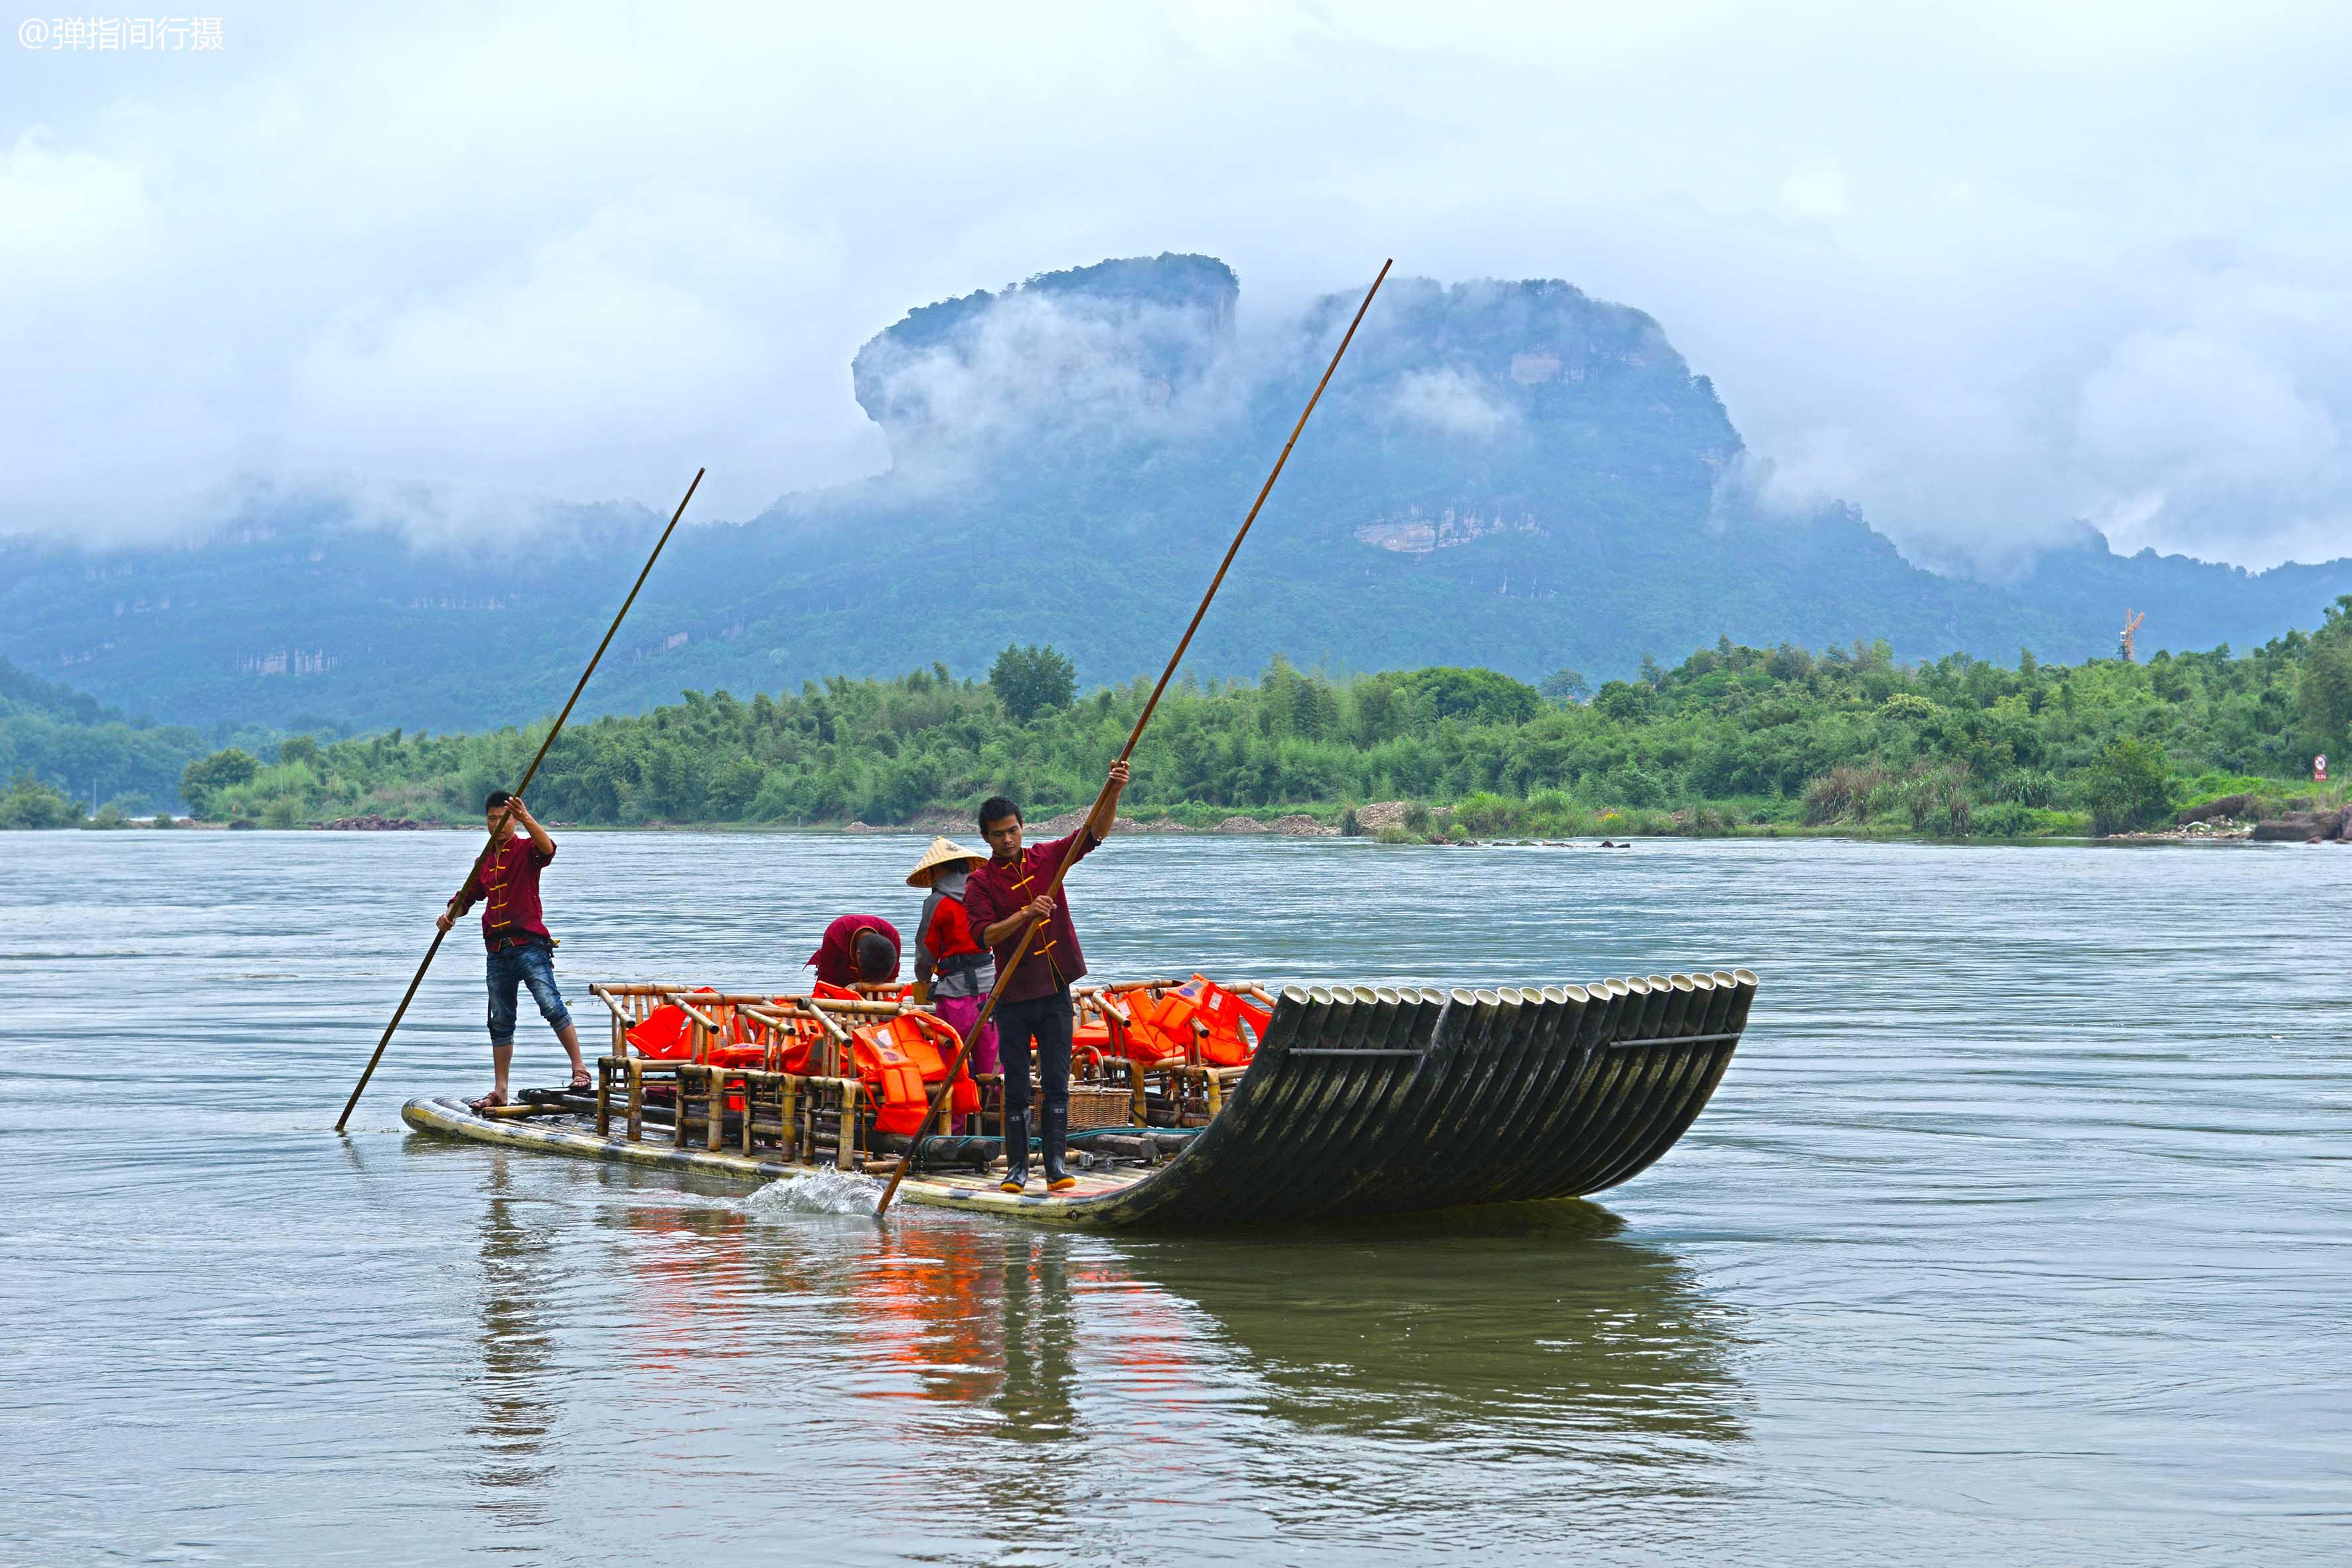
5,0,2348,569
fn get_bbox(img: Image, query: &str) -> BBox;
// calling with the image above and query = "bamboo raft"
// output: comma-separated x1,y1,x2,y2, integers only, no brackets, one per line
402,969,1758,1227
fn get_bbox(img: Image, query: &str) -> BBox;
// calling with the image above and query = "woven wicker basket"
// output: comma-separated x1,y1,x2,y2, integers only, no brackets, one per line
1068,1085,1133,1129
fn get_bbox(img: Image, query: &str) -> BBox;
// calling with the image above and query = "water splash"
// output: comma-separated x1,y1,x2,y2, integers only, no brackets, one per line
741,1166,882,1217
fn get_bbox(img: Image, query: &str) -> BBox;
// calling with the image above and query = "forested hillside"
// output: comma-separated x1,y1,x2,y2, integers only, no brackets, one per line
6,254,2349,736
0,657,250,814
123,605,2352,841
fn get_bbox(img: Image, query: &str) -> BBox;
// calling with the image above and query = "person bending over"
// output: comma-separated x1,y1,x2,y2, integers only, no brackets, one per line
438,791,588,1110
963,760,1129,1193
809,913,901,990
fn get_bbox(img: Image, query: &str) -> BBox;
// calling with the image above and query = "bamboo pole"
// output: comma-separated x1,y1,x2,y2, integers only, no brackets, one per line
874,260,1392,1215
333,469,706,1131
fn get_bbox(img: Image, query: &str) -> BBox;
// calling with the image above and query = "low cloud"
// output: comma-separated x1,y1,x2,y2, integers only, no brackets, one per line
851,287,1244,484
1387,366,1517,439
2071,326,2348,564
5,2,2352,572
1716,426,1869,520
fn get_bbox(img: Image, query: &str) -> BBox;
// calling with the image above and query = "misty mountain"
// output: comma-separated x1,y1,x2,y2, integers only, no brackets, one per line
5,252,2348,734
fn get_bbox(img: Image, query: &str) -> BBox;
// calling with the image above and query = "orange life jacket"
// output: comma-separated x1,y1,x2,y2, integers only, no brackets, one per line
625,986,731,1060
1118,976,1270,1067
851,1010,980,1136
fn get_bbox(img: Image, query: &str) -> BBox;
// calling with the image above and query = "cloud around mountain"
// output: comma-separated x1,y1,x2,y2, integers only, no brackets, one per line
7,5,2352,571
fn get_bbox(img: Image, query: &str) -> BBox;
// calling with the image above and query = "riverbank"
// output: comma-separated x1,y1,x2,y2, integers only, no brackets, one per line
17,800,2327,848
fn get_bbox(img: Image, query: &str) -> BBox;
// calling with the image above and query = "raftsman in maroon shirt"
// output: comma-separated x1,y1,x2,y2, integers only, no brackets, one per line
808,913,902,988
453,834,555,949
961,829,1099,1004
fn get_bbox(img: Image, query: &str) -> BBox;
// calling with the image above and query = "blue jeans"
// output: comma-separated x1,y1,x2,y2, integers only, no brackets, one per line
486,941,572,1046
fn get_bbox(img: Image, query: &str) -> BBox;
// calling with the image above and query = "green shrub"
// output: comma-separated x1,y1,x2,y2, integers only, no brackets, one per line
1997,769,2058,807
1803,765,1885,824
2080,736,2173,836
180,748,258,817
1897,763,1973,836
1970,802,2037,837
262,795,302,830
0,774,81,829
1452,791,1521,834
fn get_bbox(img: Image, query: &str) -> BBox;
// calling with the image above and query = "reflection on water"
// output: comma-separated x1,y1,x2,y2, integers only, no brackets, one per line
470,1155,556,1531
9,832,2352,1563
1126,1204,1744,1457
558,1170,1747,1498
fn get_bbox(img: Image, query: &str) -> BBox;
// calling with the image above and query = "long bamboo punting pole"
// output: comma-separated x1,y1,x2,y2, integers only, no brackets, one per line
334,469,706,1132
875,260,1392,1214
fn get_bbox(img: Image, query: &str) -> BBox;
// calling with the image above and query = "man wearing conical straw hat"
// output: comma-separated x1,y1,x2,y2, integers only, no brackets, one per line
907,838,999,1113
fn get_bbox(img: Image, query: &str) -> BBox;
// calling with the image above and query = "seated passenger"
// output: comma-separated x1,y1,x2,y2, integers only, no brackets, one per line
809,913,901,990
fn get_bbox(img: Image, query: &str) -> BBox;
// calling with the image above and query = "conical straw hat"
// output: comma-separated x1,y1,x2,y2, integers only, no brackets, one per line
907,835,986,888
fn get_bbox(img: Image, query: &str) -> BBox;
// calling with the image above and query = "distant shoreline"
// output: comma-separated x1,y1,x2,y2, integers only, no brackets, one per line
17,815,2301,848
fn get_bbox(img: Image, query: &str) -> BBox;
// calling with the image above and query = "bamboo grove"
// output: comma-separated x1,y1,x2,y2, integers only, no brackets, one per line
99,598,2352,839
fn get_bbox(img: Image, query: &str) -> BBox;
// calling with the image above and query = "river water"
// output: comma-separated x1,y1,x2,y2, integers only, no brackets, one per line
3,830,2345,1563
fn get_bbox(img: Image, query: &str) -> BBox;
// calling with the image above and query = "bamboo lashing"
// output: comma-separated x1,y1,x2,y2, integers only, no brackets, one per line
334,469,706,1132
875,260,1392,1215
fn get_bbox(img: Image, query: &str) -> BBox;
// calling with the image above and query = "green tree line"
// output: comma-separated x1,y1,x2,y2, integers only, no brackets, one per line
110,605,2352,839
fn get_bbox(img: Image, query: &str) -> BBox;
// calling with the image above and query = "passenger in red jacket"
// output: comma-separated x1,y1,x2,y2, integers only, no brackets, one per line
808,913,901,990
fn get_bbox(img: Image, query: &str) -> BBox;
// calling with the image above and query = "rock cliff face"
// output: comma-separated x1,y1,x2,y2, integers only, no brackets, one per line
1250,277,1742,573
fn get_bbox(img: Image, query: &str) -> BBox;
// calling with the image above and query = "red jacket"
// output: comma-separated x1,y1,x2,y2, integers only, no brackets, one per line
962,830,1098,1004
808,913,902,988
453,834,554,949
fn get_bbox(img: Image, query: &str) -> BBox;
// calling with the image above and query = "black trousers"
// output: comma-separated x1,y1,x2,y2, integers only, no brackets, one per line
995,988,1072,1118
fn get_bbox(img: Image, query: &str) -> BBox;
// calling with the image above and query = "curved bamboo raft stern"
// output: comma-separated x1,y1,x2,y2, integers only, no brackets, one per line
400,969,1758,1227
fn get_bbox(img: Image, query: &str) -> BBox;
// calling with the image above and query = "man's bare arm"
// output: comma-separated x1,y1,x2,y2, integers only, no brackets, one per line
1084,759,1131,842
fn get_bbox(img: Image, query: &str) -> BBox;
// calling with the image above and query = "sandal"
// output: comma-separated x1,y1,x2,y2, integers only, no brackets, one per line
568,1071,593,1092
467,1089,510,1112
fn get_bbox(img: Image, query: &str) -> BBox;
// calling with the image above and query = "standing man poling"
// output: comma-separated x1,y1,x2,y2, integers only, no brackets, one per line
437,791,589,1111
963,760,1130,1194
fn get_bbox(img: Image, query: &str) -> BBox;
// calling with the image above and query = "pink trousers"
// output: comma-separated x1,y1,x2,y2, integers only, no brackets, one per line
932,991,1000,1077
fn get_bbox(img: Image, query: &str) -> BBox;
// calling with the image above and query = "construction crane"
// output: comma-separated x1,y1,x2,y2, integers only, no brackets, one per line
2120,609,2146,663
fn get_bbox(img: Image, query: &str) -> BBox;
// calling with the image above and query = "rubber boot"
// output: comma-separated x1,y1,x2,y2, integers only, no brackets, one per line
1043,1103,1074,1192
999,1111,1030,1194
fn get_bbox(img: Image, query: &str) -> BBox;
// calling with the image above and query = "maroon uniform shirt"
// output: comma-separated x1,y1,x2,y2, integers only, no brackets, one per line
453,834,555,949
962,829,1098,1004
808,913,902,988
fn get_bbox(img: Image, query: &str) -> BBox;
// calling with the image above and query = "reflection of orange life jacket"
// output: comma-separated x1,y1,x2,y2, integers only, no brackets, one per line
1116,976,1271,1067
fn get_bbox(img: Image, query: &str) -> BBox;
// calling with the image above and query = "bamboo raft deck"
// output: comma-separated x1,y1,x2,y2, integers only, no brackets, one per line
401,969,1759,1227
